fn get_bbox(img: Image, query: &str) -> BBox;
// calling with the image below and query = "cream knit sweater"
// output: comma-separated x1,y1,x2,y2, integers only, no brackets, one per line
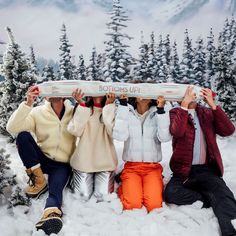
67,103,118,173
6,100,76,163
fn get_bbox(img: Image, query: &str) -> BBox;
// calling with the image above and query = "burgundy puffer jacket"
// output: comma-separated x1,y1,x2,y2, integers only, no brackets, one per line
169,105,235,179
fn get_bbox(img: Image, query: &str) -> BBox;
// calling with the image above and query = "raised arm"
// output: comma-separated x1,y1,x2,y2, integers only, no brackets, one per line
155,96,172,142
67,88,90,137
112,95,130,142
169,86,195,138
103,93,116,137
6,86,38,134
201,88,235,136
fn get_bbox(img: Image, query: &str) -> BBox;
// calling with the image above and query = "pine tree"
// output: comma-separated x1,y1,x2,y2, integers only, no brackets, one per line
206,28,216,87
87,47,102,81
180,29,196,85
8,186,31,208
96,53,105,81
214,35,236,120
155,35,165,83
228,16,236,62
0,27,36,137
162,34,172,82
0,148,30,208
170,41,182,83
0,148,16,196
227,65,236,121
146,32,158,81
192,37,207,87
133,32,149,81
28,45,38,75
59,24,75,80
103,0,133,82
77,54,86,81
41,65,56,82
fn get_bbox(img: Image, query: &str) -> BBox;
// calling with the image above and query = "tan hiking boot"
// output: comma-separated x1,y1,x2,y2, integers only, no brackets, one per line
35,207,63,235
25,167,48,198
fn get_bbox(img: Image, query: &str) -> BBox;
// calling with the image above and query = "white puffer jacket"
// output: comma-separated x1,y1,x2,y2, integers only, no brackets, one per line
113,104,171,163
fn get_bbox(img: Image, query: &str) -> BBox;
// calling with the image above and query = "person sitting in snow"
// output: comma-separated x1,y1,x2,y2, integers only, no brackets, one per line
112,81,171,213
6,86,76,235
67,89,118,201
164,86,236,236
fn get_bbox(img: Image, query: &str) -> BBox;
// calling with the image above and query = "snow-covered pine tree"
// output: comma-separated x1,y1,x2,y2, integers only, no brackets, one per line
9,186,31,208
87,47,102,81
41,65,56,82
0,148,30,208
28,45,42,86
162,34,173,83
180,29,196,85
133,32,149,81
192,37,207,87
227,65,236,121
59,24,75,80
228,16,236,62
0,27,36,137
158,34,171,83
77,54,86,81
96,53,105,81
170,41,182,83
103,0,133,82
206,28,216,88
28,45,38,76
0,148,16,197
214,33,236,120
146,32,158,81
155,35,166,83
221,18,231,46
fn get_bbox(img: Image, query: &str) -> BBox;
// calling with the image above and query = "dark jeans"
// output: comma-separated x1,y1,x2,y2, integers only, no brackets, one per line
16,132,72,210
164,165,236,236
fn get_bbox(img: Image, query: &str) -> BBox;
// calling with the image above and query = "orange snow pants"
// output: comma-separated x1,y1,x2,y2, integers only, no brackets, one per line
118,162,163,212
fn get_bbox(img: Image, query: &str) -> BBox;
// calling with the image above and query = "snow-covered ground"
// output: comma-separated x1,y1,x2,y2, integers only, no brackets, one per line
0,132,235,236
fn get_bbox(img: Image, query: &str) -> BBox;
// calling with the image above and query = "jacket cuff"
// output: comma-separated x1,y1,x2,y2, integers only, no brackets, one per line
119,99,128,106
79,103,87,107
21,101,33,112
180,106,188,111
157,107,165,114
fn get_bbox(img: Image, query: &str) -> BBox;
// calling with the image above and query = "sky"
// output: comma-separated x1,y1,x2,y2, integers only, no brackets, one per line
0,0,233,63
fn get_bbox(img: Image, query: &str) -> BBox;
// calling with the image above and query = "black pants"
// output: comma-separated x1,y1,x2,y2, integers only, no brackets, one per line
164,165,236,236
16,132,72,210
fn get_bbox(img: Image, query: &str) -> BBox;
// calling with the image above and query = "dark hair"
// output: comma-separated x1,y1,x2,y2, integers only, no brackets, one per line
85,96,107,109
72,96,107,122
127,79,157,109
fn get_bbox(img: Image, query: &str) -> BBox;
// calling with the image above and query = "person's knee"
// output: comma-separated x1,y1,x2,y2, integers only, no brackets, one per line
123,197,143,210
119,187,142,210
164,185,179,203
72,171,93,200
16,131,31,145
145,199,162,212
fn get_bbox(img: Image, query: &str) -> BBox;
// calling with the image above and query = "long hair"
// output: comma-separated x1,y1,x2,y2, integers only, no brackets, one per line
127,80,157,109
85,96,107,109
72,79,107,118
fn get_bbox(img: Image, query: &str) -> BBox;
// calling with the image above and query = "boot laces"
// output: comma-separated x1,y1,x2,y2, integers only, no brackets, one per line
27,173,36,187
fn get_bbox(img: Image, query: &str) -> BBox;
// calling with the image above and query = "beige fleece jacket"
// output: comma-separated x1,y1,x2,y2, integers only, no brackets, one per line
6,100,76,163
67,103,118,173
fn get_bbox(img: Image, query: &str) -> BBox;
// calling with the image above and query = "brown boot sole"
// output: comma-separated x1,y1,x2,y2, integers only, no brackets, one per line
26,185,48,199
36,217,63,235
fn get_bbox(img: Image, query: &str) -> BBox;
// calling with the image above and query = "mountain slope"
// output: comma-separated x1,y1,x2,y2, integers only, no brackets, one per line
0,0,236,23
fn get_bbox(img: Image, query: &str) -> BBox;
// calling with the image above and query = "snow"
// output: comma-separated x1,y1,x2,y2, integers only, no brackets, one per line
0,132,235,236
